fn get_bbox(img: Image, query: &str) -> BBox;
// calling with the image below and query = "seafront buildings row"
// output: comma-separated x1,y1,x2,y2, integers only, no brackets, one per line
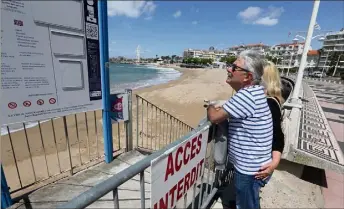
183,29,344,72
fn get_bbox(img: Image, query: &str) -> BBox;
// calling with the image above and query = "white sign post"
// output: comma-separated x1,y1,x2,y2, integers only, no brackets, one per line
151,128,209,209
1,0,102,125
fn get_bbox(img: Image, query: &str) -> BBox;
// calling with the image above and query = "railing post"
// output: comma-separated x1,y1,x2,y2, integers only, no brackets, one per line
98,0,113,163
1,165,12,209
125,89,133,151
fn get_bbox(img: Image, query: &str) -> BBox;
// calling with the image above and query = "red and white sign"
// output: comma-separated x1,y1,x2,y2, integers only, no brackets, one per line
37,99,44,105
150,128,209,209
49,98,56,104
23,101,31,107
8,102,17,109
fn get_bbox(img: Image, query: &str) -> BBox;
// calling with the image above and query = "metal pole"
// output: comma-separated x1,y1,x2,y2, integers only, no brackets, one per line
291,0,320,101
1,165,13,209
321,50,329,75
287,53,293,76
98,0,113,163
126,89,133,151
333,54,343,76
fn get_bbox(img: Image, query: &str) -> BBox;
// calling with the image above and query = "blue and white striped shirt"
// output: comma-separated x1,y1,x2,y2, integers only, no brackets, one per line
222,85,273,175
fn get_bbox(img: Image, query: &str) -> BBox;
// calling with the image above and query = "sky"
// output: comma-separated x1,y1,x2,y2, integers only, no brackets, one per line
107,1,344,58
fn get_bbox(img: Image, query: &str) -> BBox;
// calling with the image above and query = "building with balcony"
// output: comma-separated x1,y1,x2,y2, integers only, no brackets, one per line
228,43,270,56
269,42,306,70
318,29,344,72
183,47,227,61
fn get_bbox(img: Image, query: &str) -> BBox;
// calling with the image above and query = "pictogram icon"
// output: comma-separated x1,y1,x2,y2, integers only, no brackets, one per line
23,101,31,107
49,98,56,104
8,102,17,109
37,99,44,105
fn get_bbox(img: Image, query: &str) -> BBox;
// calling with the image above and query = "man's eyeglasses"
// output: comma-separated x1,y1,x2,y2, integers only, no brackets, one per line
228,64,250,73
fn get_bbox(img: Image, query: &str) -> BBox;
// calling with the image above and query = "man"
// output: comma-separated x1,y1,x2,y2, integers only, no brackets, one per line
207,50,273,209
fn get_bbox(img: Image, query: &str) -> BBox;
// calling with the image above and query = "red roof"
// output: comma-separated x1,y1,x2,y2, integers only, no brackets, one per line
307,50,319,56
275,42,305,47
230,43,267,49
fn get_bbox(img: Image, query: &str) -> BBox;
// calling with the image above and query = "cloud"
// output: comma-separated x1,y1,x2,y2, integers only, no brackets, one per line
191,6,199,13
173,10,182,18
192,21,198,25
108,1,157,18
237,6,284,26
144,16,153,20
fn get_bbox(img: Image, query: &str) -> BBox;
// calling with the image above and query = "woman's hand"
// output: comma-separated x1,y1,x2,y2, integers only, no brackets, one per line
255,161,278,180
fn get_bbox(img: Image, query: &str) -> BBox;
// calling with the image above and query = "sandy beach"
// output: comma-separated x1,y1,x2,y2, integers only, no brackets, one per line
1,66,323,207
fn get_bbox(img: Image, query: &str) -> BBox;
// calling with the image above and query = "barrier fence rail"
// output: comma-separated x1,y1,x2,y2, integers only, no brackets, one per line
1,95,132,198
135,94,194,151
56,120,229,209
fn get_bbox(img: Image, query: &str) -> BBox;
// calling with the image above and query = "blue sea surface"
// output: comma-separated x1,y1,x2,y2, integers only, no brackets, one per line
109,64,181,93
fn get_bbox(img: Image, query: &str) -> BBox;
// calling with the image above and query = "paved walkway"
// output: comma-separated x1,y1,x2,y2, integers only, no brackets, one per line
309,80,344,208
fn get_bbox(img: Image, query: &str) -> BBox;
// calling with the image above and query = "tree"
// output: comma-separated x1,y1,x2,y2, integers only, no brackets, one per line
327,52,343,76
220,56,236,65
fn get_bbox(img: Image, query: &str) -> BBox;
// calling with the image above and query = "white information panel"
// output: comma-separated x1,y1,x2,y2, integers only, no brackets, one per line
150,128,209,209
1,0,102,125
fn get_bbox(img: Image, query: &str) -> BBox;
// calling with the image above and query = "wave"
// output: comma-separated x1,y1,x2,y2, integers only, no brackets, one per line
110,66,181,92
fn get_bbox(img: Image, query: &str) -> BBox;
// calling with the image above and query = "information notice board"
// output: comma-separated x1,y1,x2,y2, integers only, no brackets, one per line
1,0,102,125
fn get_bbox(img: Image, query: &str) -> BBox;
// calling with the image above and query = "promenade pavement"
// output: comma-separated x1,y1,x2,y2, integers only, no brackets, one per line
307,79,344,208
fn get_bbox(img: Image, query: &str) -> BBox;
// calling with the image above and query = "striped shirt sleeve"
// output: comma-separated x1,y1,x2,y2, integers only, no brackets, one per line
222,89,255,119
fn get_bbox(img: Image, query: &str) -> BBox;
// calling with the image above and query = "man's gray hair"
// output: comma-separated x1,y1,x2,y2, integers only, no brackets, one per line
238,50,266,84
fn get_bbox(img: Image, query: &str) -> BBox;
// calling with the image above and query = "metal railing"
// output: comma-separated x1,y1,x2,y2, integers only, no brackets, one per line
57,119,229,209
1,95,132,198
135,95,194,151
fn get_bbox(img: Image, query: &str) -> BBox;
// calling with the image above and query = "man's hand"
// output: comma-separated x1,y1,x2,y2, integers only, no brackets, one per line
255,161,278,180
207,104,228,124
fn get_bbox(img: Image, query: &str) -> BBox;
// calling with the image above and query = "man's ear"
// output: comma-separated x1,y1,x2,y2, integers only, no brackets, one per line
243,72,253,82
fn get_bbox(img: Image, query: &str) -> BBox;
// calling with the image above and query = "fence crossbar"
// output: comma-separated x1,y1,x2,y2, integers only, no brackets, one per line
57,121,211,209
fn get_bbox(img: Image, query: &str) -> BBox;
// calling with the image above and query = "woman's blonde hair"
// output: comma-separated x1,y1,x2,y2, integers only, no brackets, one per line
262,61,284,104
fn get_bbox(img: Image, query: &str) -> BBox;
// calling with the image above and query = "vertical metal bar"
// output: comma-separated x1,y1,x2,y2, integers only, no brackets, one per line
113,188,119,209
163,113,166,145
198,174,205,209
7,126,22,188
63,116,73,175
191,184,196,209
22,123,37,181
99,0,113,164
158,110,162,149
94,111,100,158
183,193,188,209
74,114,82,165
126,89,133,151
1,165,13,208
38,121,50,176
141,99,144,147
50,119,62,173
150,104,153,150
169,116,173,143
117,123,121,150
155,107,158,150
136,95,139,148
140,171,145,209
84,112,91,161
146,101,149,149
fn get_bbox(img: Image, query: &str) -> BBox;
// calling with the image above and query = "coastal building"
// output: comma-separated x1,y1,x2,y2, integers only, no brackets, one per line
318,29,344,72
269,42,306,70
228,43,270,56
183,47,227,61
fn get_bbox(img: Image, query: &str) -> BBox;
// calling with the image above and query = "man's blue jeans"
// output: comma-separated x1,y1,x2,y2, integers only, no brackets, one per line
234,169,271,209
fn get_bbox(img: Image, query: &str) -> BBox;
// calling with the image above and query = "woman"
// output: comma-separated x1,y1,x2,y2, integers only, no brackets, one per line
255,60,285,180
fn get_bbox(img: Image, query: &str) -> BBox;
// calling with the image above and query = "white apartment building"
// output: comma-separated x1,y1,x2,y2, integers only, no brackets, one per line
318,29,344,72
183,47,227,61
228,43,270,56
269,42,307,70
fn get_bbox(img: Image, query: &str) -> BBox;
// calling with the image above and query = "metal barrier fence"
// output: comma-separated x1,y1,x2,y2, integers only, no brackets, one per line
1,91,194,200
134,94,194,151
57,120,230,209
1,94,132,198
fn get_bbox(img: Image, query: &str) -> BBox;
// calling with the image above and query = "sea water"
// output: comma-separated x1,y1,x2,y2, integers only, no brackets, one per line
1,64,181,135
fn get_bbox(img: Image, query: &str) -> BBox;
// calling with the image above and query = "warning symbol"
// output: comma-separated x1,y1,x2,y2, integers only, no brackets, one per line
37,99,44,105
8,102,17,109
49,98,56,104
23,101,31,107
